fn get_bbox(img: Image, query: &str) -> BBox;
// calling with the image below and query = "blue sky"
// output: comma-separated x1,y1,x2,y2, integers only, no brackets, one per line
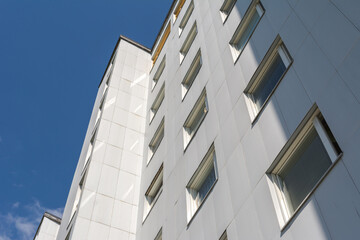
0,1,172,239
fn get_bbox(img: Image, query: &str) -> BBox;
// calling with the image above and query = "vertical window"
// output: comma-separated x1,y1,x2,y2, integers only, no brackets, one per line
148,118,165,163
268,107,342,226
219,231,228,240
179,0,194,36
229,1,264,61
181,49,202,99
180,21,198,64
244,37,292,121
220,0,237,22
84,132,96,170
154,228,162,240
152,23,171,65
183,89,208,150
69,175,85,224
150,83,165,123
152,56,166,91
186,144,218,223
173,0,186,22
95,91,106,128
103,62,114,94
143,164,163,221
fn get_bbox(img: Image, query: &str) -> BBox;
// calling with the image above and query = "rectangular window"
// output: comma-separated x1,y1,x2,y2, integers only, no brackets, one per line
186,144,218,223
182,49,202,99
220,0,237,22
244,36,292,121
95,91,107,128
143,164,163,221
154,228,162,240
219,231,228,240
69,175,85,224
148,118,165,163
152,23,171,65
183,88,208,150
179,0,194,36
229,1,264,61
173,0,186,22
152,56,166,91
267,106,342,227
180,21,198,64
83,132,96,170
103,63,114,94
150,83,165,123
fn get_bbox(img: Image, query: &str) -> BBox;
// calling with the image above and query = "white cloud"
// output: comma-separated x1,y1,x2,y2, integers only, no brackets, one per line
0,200,63,240
12,202,20,209
0,233,11,240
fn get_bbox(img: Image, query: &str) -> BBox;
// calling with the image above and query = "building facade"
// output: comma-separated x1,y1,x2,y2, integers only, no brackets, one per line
34,212,61,240
50,0,360,239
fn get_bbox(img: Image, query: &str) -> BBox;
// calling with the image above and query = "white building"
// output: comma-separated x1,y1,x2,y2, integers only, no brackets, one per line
40,0,360,239
34,212,61,240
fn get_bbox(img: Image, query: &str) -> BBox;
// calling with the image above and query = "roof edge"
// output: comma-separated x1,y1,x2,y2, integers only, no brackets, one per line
120,35,151,53
33,212,62,240
150,0,178,51
98,35,150,88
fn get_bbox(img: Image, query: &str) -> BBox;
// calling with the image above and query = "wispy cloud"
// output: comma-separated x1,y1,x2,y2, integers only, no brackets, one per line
12,202,20,209
12,183,24,188
0,200,63,240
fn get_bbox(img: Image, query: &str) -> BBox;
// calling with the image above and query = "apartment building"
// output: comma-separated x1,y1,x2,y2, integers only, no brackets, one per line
46,0,360,239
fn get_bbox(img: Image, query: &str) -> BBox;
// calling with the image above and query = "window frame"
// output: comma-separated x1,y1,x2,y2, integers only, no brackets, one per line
229,0,265,62
219,231,228,240
244,36,292,123
148,118,165,164
150,83,165,124
152,22,171,65
180,21,198,64
181,49,202,100
179,0,194,36
154,228,162,240
267,105,342,230
173,0,186,23
220,0,237,23
143,164,164,222
152,55,166,91
186,143,218,224
183,88,208,151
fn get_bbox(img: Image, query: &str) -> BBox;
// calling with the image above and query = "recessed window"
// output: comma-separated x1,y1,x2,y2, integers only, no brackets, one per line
220,0,237,22
244,37,292,121
83,132,96,170
152,56,166,91
64,228,72,240
179,0,194,36
183,89,208,150
150,83,165,123
152,23,171,65
268,107,342,227
229,1,264,61
173,0,186,22
182,49,202,99
186,144,218,223
219,231,228,240
180,21,198,64
94,91,106,128
103,63,114,94
69,175,85,224
154,228,162,240
148,118,165,163
143,164,163,221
